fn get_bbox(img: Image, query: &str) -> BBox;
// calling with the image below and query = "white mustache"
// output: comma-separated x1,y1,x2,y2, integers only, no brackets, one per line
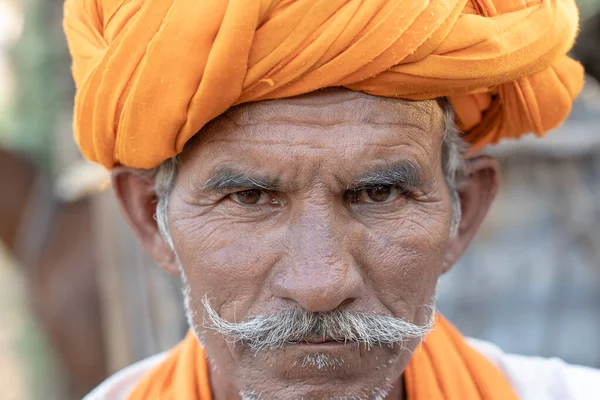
201,296,435,351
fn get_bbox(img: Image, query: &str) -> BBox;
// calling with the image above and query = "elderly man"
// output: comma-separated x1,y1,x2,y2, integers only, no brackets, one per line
64,1,599,399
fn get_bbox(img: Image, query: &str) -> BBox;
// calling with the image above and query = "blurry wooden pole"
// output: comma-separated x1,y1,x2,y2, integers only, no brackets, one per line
15,0,188,374
91,186,185,373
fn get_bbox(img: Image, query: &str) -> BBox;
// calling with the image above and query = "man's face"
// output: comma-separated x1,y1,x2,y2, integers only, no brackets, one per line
165,89,454,399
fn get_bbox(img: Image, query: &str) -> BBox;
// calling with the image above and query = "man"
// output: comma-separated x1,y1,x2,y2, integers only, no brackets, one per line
63,0,599,399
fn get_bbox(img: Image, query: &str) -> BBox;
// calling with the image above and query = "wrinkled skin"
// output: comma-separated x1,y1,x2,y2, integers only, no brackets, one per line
113,89,498,400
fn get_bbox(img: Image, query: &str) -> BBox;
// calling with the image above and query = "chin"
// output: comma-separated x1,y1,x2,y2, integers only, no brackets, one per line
240,381,393,400
235,342,409,400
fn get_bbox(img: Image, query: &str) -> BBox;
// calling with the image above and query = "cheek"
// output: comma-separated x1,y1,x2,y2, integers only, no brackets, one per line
357,204,450,318
170,208,284,318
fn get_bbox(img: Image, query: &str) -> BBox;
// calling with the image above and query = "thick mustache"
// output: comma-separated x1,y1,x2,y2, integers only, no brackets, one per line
201,296,435,351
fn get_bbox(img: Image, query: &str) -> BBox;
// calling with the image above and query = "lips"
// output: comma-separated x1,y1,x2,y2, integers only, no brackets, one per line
301,336,337,344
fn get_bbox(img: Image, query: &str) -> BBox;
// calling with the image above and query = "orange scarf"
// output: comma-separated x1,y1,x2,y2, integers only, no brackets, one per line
64,0,583,169
127,317,517,400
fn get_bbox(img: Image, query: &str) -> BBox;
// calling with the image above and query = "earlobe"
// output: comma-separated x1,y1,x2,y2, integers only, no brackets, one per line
443,155,499,273
111,167,180,275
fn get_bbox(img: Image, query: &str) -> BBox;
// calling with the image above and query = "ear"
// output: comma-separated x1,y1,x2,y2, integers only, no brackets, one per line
443,155,499,273
111,167,180,275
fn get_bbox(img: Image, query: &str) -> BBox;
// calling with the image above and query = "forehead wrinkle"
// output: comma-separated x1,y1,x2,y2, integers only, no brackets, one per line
195,111,439,155
199,134,433,155
193,128,433,178
223,95,436,129
200,135,334,151
426,100,445,144
222,118,435,132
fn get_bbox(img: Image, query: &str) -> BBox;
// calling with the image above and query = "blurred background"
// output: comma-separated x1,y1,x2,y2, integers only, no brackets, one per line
0,1,599,399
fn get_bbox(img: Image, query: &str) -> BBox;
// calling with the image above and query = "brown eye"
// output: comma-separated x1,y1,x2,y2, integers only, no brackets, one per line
235,189,263,205
366,185,392,202
348,185,406,204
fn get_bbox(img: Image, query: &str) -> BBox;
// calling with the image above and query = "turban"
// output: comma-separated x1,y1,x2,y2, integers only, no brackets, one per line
64,0,584,170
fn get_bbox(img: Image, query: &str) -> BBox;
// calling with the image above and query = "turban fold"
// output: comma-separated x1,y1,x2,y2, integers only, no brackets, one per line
64,0,584,169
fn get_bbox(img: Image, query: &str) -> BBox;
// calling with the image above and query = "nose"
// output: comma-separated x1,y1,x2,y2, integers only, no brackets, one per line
271,209,364,312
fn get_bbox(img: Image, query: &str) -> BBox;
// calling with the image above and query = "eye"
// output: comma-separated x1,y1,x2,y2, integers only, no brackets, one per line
366,185,393,202
231,189,276,205
233,189,263,205
349,185,406,204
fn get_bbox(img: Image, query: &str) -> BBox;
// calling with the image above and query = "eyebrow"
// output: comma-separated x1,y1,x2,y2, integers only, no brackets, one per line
201,166,281,192
350,161,423,189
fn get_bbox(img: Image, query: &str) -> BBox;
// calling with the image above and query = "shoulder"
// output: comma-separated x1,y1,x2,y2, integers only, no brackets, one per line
468,337,600,400
83,352,169,400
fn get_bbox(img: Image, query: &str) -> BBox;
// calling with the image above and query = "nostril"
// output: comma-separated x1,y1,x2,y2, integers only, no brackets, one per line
337,298,355,309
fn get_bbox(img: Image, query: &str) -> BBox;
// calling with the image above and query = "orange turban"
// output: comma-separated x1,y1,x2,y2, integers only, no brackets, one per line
64,0,584,170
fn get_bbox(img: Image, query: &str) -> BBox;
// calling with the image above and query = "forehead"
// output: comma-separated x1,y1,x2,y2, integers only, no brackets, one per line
226,89,439,129
180,89,445,177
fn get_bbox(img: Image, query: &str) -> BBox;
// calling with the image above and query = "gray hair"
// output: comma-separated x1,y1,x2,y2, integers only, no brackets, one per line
200,294,434,352
151,101,466,245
